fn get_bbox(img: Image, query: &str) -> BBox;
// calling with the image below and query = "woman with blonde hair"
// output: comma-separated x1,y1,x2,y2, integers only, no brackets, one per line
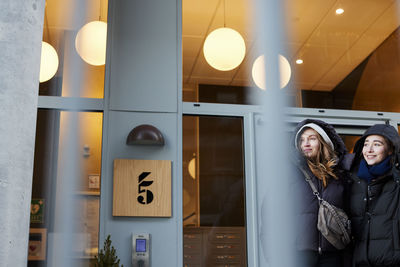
291,119,350,267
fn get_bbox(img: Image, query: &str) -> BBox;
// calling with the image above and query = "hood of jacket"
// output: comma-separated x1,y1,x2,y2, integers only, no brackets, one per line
292,119,348,165
353,124,400,158
351,124,400,174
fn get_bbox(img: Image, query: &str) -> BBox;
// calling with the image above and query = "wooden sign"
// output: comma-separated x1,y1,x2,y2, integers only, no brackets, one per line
113,159,171,217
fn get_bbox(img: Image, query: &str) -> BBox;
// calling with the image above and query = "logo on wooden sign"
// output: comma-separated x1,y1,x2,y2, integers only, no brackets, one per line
113,159,171,217
137,172,153,205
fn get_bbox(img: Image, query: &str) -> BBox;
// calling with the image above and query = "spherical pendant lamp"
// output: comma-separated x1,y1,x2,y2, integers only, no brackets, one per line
39,41,59,83
75,21,107,66
203,27,246,71
188,158,196,179
251,54,291,90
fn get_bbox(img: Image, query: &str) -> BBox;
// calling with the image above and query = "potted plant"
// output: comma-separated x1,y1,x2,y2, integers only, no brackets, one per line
94,235,123,267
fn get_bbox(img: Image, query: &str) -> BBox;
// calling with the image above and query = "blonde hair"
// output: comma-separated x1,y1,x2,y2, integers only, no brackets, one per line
303,130,338,187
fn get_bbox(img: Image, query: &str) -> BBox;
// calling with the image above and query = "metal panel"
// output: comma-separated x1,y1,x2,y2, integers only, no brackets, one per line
101,111,179,267
108,0,178,112
38,96,104,111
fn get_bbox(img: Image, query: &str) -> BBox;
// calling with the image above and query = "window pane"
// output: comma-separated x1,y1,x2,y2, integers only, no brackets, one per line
183,0,400,112
39,0,108,98
285,1,400,111
28,110,103,266
183,115,247,266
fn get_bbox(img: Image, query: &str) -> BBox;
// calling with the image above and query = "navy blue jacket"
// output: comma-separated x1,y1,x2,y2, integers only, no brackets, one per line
347,124,400,266
292,119,350,252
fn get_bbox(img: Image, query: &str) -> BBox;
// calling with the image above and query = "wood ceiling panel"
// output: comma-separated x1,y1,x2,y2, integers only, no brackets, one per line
182,36,203,58
183,57,197,81
190,38,252,81
307,0,394,47
183,0,220,36
191,54,237,80
364,2,399,38
285,0,336,44
315,1,399,90
293,44,345,87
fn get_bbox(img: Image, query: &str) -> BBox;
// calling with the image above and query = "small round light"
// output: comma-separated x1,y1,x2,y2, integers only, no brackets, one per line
336,8,344,15
252,54,291,90
203,27,246,71
296,59,303,64
75,21,107,66
39,41,59,83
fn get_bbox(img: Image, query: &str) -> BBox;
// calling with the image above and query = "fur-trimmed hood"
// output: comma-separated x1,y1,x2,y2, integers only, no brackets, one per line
292,119,348,164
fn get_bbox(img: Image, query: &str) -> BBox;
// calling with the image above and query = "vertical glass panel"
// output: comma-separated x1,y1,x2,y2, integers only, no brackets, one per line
183,115,247,267
28,110,103,267
39,0,108,98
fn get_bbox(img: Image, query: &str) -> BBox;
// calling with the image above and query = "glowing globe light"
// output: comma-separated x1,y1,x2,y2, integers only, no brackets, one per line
251,54,291,90
203,27,246,71
75,21,107,66
39,41,59,83
188,158,196,179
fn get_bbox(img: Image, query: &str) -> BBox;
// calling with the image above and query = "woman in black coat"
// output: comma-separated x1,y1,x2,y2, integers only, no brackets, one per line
348,124,400,266
291,119,350,267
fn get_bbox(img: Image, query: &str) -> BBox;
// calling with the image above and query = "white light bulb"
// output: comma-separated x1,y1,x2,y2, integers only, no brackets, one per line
252,54,291,90
75,21,107,66
203,27,246,71
336,8,344,15
39,41,59,83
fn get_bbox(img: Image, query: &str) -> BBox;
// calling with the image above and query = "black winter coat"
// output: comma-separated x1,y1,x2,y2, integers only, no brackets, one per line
292,119,350,253
348,124,400,266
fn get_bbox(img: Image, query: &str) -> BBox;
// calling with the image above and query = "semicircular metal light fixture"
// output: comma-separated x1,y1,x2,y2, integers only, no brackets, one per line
126,124,165,146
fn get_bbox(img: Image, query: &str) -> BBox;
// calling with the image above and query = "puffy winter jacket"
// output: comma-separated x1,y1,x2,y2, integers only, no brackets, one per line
291,119,350,252
348,124,400,266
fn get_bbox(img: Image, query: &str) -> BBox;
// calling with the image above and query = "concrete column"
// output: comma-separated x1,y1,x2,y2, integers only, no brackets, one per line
0,0,45,265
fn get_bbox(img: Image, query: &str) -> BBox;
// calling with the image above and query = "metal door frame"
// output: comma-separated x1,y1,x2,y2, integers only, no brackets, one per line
183,102,400,266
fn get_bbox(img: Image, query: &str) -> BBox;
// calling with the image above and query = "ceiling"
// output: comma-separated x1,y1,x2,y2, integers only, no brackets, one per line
182,0,400,92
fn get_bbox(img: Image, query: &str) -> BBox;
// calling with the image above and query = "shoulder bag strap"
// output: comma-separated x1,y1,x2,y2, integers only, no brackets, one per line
299,167,322,201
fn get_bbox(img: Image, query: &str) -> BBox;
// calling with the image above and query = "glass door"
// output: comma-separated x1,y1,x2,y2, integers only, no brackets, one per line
183,115,247,267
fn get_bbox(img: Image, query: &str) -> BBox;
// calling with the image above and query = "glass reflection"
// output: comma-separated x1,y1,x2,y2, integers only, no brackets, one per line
183,115,247,267
29,110,102,266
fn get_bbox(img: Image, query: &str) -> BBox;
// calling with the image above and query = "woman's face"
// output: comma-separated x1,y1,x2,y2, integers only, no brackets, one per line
299,128,320,158
362,135,391,166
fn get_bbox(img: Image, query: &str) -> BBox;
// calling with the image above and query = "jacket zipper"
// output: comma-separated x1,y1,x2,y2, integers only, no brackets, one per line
318,179,322,254
366,184,371,260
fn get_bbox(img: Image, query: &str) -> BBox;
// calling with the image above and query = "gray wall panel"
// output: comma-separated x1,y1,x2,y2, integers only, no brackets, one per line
102,111,179,266
108,0,178,112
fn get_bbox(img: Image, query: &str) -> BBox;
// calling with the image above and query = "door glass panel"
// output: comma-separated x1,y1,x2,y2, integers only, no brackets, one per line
183,115,247,267
28,110,102,266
